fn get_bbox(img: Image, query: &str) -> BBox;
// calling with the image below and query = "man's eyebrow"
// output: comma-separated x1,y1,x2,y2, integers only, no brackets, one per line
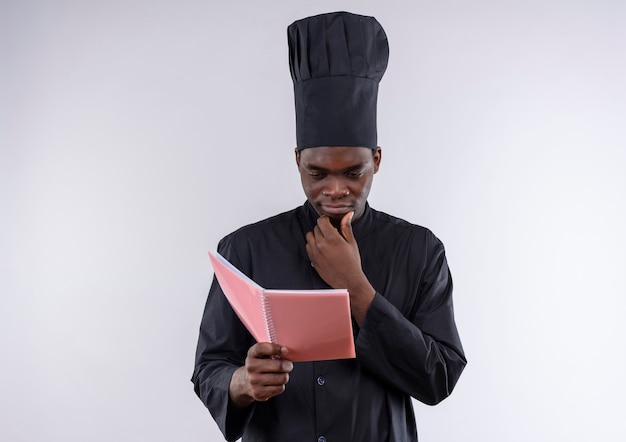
303,162,367,172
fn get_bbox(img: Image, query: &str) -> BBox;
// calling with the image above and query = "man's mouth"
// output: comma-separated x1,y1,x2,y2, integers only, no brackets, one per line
320,204,352,216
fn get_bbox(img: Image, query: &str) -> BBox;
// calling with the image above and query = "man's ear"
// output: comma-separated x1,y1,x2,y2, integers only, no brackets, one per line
295,148,301,168
373,146,382,173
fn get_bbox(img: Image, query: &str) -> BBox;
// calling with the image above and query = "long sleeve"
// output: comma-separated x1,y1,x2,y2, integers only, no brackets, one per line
191,240,256,441
355,227,466,405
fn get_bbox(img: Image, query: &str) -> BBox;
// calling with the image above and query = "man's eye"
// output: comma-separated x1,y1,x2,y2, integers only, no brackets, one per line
308,172,325,179
347,171,364,178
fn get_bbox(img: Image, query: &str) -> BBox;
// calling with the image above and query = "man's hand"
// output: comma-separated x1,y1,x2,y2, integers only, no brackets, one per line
229,343,293,408
305,211,376,324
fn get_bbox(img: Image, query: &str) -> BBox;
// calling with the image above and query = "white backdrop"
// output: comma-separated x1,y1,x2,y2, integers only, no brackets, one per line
1,1,625,441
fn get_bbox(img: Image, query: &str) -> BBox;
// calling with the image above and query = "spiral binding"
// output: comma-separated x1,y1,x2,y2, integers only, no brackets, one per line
260,294,277,344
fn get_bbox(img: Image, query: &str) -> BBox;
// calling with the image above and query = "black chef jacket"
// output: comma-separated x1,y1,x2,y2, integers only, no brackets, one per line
192,202,466,442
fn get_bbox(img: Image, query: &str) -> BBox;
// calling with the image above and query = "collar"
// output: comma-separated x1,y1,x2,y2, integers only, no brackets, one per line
300,200,373,240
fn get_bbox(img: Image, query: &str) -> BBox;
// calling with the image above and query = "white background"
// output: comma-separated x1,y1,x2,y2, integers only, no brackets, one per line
1,0,625,441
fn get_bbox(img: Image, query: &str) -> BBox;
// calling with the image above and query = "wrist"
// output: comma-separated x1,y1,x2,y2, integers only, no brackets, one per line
347,278,376,325
229,367,255,408
347,276,376,301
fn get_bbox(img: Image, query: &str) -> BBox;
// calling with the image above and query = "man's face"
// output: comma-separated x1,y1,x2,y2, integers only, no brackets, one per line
296,146,381,225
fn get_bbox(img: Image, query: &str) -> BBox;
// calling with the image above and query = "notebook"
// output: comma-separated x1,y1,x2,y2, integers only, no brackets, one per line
208,250,356,362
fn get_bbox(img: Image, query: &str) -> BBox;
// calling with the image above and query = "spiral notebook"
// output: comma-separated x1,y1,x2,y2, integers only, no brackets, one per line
209,250,356,362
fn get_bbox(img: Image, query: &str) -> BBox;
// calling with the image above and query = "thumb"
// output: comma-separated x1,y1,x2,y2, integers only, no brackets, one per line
339,211,355,242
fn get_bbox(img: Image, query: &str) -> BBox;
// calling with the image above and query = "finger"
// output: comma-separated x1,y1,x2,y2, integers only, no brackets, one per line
339,211,355,242
248,342,284,359
248,360,293,382
248,368,292,401
261,372,291,387
305,230,315,245
248,344,293,367
253,383,288,401
316,215,337,237
249,371,291,388
313,223,326,241
308,228,322,247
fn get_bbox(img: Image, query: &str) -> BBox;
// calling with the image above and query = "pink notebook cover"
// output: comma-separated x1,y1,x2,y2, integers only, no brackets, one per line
209,250,356,362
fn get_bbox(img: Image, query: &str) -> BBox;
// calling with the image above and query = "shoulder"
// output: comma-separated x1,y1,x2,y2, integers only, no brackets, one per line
215,206,306,273
231,207,299,235
369,207,443,248
217,207,301,251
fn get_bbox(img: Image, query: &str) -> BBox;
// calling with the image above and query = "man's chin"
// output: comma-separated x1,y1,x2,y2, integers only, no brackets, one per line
321,210,353,228
312,207,343,225
326,214,344,227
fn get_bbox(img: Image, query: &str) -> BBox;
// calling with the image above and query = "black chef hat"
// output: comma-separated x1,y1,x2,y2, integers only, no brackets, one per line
288,11,389,150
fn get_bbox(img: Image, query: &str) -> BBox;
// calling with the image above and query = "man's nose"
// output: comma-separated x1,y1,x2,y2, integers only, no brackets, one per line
322,177,349,198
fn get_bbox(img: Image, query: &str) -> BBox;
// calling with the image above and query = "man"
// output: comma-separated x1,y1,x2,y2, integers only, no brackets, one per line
193,11,466,441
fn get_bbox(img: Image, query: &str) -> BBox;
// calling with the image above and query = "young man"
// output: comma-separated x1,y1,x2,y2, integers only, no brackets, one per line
193,12,466,441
